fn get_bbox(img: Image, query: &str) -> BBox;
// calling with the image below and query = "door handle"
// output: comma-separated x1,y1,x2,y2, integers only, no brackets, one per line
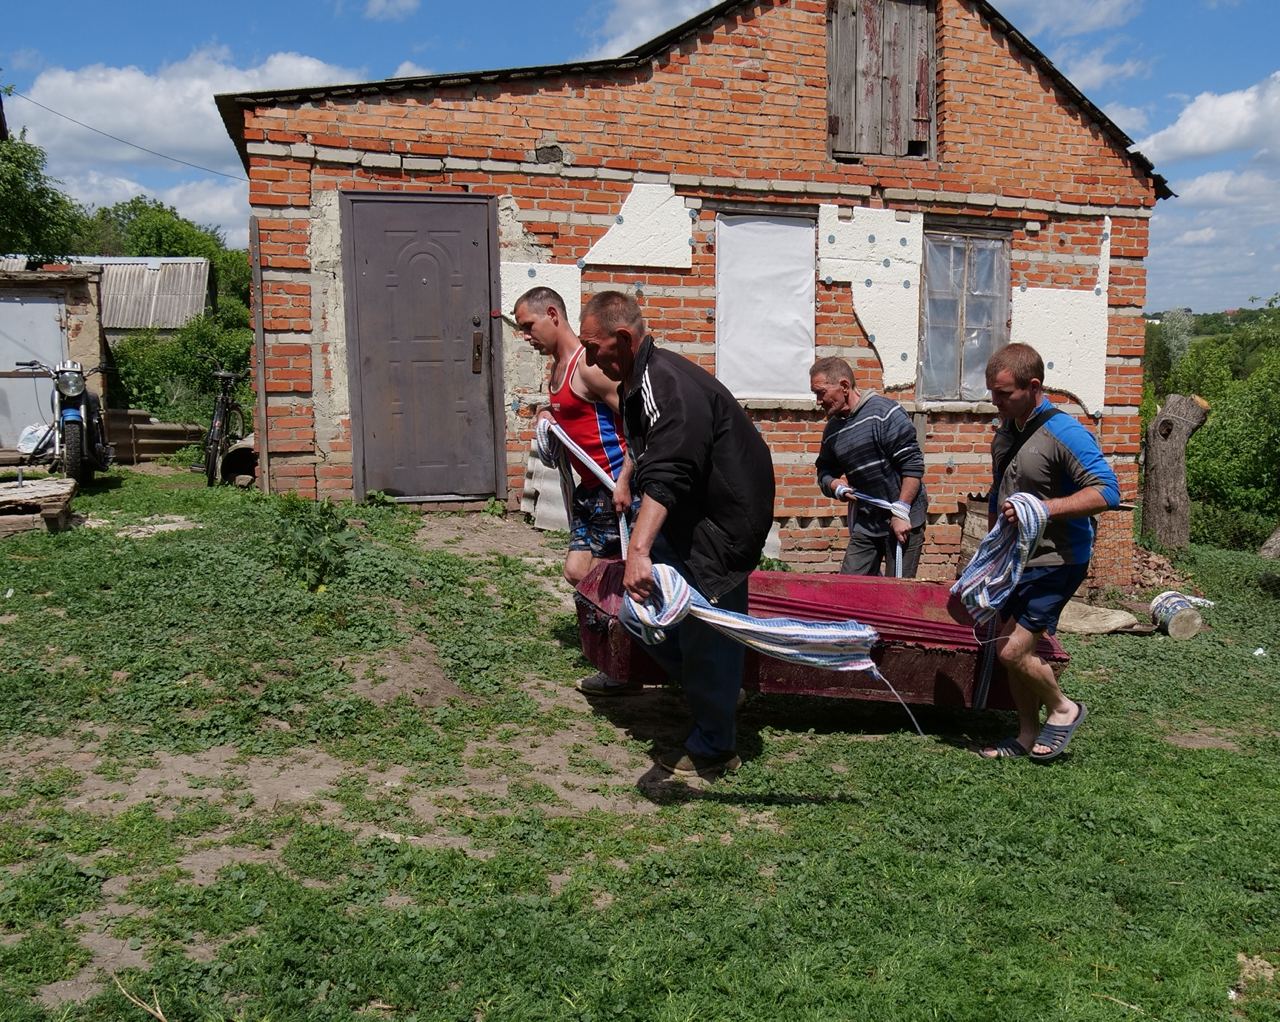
471,331,484,374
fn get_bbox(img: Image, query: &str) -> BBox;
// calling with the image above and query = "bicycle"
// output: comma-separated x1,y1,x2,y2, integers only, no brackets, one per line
203,357,249,486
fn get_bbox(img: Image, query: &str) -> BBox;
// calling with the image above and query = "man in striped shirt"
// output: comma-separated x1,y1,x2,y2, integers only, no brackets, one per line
811,357,928,577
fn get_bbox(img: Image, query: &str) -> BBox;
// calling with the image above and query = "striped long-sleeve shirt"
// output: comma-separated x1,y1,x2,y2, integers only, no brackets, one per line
816,393,928,537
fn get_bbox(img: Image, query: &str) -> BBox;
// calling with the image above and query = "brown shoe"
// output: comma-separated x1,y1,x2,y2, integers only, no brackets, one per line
656,748,742,779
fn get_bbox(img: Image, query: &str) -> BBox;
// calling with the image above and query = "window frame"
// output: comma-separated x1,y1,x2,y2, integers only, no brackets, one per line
827,0,937,160
917,223,1012,402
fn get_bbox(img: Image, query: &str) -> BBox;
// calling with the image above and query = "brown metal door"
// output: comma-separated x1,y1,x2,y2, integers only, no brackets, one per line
342,194,503,500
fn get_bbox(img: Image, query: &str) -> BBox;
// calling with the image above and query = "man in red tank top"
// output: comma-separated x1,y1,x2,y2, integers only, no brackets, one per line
514,287,634,595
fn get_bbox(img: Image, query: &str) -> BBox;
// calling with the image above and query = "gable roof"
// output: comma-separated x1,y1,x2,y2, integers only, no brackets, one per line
215,0,1170,199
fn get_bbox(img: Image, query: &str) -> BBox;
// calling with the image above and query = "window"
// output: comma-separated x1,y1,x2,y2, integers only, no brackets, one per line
715,214,816,398
919,232,1010,400
827,0,936,158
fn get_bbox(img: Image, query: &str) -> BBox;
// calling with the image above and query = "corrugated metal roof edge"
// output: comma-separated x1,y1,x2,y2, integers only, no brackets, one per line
214,0,1170,201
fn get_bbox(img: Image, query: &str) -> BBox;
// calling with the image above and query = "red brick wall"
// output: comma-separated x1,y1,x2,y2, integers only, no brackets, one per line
235,0,1157,585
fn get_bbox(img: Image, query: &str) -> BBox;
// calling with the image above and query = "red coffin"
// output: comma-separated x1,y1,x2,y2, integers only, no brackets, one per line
575,560,1069,711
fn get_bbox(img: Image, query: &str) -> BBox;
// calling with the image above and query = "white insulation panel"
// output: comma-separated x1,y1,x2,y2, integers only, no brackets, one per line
817,205,924,388
585,183,692,269
1009,216,1112,414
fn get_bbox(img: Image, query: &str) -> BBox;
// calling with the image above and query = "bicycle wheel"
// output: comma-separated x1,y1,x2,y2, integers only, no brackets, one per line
204,407,225,487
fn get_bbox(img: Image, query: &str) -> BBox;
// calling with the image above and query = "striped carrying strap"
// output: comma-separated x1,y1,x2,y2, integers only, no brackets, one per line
836,485,911,578
623,563,923,735
535,417,630,557
950,492,1050,626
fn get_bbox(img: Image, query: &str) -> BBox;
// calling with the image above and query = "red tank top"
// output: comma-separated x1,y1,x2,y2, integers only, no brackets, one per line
548,347,626,489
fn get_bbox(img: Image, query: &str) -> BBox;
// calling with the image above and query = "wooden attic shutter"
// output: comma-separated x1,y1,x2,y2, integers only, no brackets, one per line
828,0,935,157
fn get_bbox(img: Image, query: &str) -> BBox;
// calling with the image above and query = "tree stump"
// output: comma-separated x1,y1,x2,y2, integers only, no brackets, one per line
1261,523,1280,560
1143,394,1209,550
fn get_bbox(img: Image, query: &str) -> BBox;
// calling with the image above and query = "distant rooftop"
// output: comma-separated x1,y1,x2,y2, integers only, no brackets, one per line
0,256,212,330
77,257,212,331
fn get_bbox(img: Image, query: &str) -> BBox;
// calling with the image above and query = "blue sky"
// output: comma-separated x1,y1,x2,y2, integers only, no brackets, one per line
5,0,1279,312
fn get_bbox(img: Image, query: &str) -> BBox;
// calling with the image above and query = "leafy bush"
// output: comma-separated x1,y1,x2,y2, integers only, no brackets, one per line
1185,350,1280,519
112,314,252,426
1189,501,1279,552
269,494,359,591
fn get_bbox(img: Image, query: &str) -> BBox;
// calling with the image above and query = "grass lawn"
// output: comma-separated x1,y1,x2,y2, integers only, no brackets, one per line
1,467,1277,1021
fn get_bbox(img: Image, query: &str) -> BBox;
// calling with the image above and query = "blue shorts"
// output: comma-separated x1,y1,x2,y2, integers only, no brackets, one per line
568,484,635,558
1002,563,1089,635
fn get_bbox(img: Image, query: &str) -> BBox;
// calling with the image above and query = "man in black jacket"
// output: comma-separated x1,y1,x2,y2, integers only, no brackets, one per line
579,291,776,779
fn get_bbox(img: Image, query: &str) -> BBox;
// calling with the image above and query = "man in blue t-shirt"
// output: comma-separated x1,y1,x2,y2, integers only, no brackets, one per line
981,343,1119,762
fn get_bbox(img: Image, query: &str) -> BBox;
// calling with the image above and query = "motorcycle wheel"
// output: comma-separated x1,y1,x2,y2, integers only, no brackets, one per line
204,410,225,487
63,420,93,486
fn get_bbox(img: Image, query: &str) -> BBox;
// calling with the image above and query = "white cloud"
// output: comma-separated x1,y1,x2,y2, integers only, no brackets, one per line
1057,43,1148,93
1104,102,1149,136
391,61,432,79
1172,226,1217,246
1172,167,1279,207
14,47,362,179
579,0,711,61
365,0,419,20
8,47,361,252
58,170,147,212
989,0,1143,39
5,48,43,72
1138,71,1280,164
159,178,253,248
1145,167,1280,310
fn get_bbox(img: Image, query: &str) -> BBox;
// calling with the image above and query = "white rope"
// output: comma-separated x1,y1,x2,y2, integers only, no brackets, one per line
623,564,923,736
535,417,630,557
835,485,910,577
950,492,1049,626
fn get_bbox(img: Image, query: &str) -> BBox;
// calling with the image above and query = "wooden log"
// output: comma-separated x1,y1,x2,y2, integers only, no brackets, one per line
1142,394,1209,550
1262,524,1280,559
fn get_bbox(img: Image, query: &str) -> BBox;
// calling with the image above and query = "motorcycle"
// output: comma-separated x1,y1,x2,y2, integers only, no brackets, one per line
13,358,113,485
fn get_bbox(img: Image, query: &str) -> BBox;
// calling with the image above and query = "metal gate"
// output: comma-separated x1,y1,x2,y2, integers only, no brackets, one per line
340,194,504,501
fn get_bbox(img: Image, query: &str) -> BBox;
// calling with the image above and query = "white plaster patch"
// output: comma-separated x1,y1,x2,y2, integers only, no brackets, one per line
500,262,582,327
498,196,544,262
585,184,692,269
1010,217,1111,414
310,190,350,435
817,205,924,388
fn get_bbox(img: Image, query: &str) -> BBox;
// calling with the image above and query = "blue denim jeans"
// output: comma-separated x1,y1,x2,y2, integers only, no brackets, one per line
620,541,747,758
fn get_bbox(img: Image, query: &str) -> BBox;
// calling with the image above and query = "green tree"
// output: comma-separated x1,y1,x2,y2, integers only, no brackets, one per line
1232,293,1280,376
1170,334,1236,403
1162,307,1194,367
72,196,251,310
1185,349,1280,518
213,248,251,308
1143,319,1172,398
0,133,83,264
71,196,221,262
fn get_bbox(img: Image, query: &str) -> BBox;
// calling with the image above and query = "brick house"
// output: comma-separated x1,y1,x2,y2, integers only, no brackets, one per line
216,0,1168,587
